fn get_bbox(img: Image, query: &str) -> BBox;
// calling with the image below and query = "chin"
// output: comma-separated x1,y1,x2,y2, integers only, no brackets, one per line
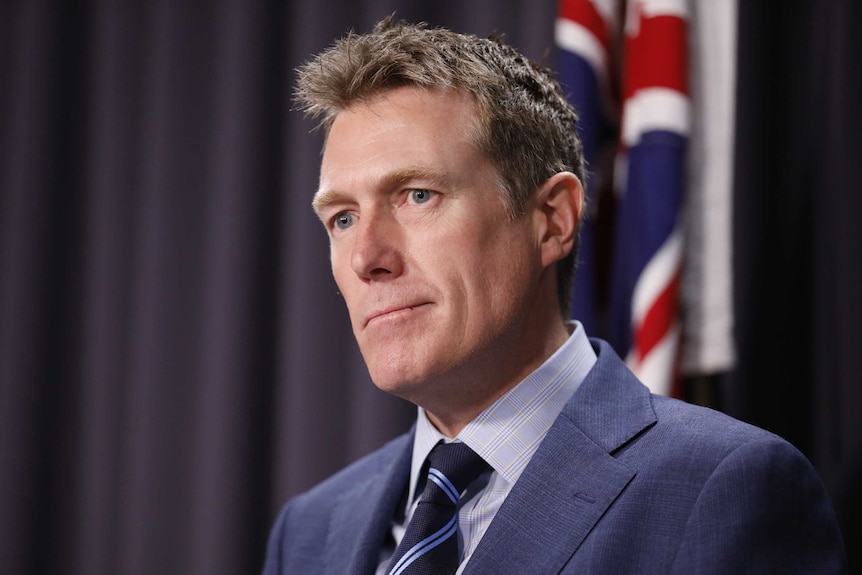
366,358,442,404
362,342,421,384
368,367,422,397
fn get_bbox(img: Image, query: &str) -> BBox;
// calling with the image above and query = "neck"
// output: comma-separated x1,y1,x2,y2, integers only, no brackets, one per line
424,318,570,438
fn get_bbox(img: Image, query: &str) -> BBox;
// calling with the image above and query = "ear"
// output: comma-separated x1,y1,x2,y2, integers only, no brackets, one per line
534,172,584,269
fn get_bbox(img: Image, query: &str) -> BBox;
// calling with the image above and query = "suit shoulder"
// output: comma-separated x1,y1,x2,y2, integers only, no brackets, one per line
263,432,413,574
290,431,412,507
652,395,777,440
606,396,845,571
640,394,806,469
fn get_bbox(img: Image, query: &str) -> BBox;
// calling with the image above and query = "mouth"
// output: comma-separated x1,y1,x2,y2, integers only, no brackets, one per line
364,302,433,327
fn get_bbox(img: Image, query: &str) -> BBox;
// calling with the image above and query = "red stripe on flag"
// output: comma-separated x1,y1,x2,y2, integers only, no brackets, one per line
624,15,688,99
634,267,681,362
559,0,612,53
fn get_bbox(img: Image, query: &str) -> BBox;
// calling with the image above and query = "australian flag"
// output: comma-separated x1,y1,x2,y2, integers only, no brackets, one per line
557,0,689,397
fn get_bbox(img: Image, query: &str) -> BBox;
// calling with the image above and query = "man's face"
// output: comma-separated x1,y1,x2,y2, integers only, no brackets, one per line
314,87,552,414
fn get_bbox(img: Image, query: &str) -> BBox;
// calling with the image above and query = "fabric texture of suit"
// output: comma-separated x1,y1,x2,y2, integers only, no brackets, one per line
263,339,846,574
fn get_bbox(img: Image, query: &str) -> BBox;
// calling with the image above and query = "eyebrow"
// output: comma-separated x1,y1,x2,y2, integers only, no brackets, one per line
312,167,455,215
311,188,347,216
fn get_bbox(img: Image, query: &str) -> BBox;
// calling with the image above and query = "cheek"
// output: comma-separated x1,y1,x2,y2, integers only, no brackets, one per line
330,236,356,281
330,255,346,294
477,234,537,302
330,252,359,314
448,233,533,307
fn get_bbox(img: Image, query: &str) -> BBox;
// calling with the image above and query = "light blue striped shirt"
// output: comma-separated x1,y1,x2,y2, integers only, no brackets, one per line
376,321,597,575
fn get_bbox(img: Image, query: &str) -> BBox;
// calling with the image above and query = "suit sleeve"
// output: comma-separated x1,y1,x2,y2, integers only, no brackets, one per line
261,503,291,575
670,436,846,573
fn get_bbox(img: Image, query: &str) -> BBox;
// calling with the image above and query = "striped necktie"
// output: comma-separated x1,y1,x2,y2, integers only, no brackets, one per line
387,442,489,575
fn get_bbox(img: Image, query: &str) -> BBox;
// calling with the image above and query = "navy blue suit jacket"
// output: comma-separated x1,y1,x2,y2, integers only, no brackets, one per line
263,340,846,573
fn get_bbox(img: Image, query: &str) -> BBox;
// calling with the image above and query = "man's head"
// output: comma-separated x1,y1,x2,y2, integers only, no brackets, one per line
298,19,585,433
296,18,585,316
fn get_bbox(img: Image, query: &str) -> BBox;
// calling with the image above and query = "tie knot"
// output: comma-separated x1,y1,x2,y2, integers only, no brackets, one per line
422,442,489,506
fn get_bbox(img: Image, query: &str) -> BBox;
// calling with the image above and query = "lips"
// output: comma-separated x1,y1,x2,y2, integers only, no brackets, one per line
364,302,433,327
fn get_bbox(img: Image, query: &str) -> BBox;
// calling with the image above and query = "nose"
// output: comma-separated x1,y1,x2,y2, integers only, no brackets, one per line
350,211,404,281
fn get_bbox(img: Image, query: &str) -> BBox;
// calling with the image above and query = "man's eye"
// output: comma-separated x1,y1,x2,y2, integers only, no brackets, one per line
408,189,434,204
333,212,354,230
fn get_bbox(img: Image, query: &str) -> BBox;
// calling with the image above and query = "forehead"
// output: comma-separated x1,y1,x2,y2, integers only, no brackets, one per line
328,87,478,153
317,87,484,191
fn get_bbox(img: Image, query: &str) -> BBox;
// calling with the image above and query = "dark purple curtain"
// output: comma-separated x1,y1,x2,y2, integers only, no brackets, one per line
0,2,556,574
1,1,859,574
730,0,862,570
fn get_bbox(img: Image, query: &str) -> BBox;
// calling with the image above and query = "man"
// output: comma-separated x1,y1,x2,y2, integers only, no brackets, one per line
263,18,846,574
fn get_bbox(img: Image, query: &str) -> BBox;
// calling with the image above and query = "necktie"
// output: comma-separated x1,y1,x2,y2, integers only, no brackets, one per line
387,442,490,575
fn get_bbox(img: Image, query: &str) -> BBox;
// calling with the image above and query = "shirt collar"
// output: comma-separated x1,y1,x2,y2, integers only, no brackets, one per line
407,321,597,503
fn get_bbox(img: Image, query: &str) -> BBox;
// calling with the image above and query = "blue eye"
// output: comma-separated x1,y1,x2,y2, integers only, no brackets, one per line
333,212,354,230
409,189,433,204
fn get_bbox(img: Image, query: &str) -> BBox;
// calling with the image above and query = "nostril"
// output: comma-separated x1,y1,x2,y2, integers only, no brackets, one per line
368,266,392,278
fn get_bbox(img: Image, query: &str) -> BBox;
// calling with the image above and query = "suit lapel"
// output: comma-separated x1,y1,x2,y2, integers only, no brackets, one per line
464,340,656,574
323,433,414,575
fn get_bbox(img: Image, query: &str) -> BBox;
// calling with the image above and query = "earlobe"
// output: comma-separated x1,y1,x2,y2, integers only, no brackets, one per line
536,172,583,269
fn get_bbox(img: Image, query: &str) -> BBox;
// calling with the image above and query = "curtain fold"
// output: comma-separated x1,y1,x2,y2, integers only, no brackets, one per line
0,2,558,574
731,0,861,569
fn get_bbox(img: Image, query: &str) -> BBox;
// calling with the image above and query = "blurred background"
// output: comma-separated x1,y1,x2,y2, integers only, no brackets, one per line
1,0,859,573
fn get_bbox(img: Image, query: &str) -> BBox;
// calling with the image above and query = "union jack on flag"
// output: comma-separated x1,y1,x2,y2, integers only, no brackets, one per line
557,0,689,397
